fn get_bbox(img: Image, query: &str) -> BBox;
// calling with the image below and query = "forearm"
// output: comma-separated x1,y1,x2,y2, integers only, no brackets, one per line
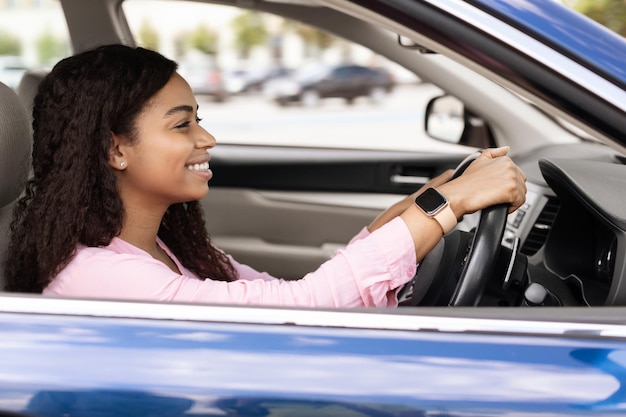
368,168,453,233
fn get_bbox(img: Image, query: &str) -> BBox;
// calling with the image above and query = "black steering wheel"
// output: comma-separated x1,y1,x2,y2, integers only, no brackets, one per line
398,151,509,307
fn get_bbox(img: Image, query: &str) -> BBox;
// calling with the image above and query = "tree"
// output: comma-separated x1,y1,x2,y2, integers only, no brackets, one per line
230,11,269,59
36,31,68,65
563,0,626,37
138,19,159,51
283,20,336,58
187,25,219,56
0,31,21,56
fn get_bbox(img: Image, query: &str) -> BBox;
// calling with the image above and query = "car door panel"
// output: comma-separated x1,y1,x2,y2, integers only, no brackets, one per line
4,298,626,416
203,144,467,278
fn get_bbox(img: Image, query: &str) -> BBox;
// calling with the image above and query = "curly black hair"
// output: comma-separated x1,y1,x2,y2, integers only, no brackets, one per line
4,44,235,293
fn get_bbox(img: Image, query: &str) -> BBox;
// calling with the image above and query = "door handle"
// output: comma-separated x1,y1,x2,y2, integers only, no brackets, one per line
390,174,430,185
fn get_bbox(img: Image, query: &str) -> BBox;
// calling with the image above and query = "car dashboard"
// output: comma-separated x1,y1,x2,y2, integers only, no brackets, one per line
501,142,626,307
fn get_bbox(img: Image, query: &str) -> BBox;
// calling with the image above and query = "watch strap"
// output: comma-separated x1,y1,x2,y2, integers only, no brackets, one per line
433,203,457,234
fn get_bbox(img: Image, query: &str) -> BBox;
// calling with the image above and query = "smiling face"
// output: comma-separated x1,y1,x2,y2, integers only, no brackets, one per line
110,72,216,213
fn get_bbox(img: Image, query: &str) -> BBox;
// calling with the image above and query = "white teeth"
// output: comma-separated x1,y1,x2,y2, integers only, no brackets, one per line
186,162,210,171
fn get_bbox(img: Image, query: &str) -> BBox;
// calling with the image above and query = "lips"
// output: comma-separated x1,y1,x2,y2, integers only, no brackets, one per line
185,152,211,171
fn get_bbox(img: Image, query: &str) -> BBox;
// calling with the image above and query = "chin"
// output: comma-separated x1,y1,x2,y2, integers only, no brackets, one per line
190,186,210,201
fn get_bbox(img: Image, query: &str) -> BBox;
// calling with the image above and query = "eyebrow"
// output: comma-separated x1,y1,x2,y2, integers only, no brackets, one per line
163,104,198,118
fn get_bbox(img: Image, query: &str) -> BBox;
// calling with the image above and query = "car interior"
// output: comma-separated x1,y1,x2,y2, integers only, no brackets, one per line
1,0,625,311
0,80,31,283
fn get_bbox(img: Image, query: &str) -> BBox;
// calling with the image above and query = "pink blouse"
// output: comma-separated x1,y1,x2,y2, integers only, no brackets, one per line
43,217,417,307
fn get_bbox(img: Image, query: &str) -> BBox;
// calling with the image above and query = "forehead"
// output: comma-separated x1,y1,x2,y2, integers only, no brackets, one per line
146,72,197,116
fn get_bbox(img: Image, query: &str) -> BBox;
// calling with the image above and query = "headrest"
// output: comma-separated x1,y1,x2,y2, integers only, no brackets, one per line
0,82,31,207
16,69,47,120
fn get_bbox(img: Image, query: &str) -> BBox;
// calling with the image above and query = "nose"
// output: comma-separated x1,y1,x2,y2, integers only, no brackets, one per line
195,123,216,149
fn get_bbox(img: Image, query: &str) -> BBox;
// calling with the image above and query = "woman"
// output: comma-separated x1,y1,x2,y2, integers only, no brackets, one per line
4,44,526,307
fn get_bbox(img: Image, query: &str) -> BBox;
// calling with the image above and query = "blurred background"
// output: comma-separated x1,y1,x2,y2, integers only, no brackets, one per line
0,0,622,152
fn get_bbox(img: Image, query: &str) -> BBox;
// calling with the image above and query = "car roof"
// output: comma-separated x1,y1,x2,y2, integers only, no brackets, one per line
471,0,626,89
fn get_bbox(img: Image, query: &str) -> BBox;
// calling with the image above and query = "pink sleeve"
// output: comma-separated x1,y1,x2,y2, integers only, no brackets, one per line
227,255,277,282
348,226,371,244
45,217,417,308
230,226,372,282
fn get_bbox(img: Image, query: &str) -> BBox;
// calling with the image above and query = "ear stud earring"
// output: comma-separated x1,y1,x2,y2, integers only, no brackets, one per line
120,161,126,167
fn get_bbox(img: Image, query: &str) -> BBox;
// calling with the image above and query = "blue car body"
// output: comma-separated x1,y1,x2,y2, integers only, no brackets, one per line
3,297,626,416
471,0,626,85
2,0,626,415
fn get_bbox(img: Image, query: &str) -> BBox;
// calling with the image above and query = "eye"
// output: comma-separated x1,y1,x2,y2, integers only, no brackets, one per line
174,115,202,129
175,120,191,129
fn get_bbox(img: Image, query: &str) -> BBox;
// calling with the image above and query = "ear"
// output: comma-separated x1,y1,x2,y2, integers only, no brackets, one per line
109,132,128,171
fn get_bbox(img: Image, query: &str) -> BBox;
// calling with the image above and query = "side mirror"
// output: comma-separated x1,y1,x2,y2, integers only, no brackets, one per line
425,95,494,148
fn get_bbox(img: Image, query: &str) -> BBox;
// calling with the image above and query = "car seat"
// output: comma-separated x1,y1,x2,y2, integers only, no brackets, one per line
15,69,47,124
0,81,32,288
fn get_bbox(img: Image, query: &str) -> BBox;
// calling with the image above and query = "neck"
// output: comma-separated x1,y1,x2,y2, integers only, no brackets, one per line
118,203,182,275
118,203,166,257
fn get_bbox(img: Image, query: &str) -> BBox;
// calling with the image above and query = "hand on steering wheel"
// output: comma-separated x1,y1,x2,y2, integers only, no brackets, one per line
398,151,510,307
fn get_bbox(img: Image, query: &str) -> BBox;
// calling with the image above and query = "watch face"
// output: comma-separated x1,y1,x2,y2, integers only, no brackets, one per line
415,188,447,215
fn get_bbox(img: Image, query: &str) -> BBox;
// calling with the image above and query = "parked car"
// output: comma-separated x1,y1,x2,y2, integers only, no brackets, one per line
0,55,27,90
265,63,395,106
242,65,293,93
224,66,293,95
176,51,229,102
2,0,626,415
222,69,248,95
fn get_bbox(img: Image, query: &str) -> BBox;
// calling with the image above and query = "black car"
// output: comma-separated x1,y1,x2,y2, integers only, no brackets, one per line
265,63,395,106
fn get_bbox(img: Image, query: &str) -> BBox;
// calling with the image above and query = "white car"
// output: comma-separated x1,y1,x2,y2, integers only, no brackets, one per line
0,55,27,90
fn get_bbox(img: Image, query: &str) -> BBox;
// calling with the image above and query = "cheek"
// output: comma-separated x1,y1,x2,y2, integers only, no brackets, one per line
135,135,190,168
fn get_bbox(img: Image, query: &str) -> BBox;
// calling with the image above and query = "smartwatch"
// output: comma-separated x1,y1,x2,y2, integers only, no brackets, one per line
414,187,457,234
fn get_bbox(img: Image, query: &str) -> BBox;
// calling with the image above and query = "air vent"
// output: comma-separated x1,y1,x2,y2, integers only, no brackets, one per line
520,196,560,256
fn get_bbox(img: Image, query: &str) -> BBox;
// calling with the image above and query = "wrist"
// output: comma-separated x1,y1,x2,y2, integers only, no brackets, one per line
414,187,458,234
436,183,466,219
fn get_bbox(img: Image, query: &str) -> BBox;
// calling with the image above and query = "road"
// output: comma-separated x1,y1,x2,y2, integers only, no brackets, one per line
197,83,466,154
